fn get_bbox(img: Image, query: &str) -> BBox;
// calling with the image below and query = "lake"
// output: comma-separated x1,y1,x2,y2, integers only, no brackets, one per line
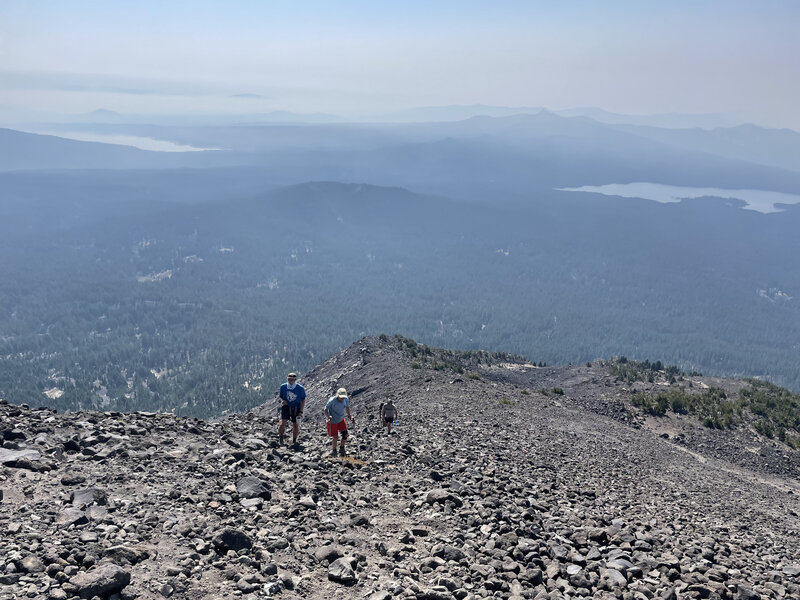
26,130,213,152
559,182,800,214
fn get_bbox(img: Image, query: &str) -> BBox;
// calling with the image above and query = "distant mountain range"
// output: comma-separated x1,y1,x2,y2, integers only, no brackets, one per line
4,110,800,185
5,104,745,128
375,104,740,129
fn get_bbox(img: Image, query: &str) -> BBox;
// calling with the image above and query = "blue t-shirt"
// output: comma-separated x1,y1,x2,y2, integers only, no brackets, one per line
280,382,306,408
325,396,349,424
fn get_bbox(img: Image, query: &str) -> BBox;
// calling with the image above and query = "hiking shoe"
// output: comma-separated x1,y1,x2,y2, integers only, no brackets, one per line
338,447,346,457
330,450,337,458
279,435,285,446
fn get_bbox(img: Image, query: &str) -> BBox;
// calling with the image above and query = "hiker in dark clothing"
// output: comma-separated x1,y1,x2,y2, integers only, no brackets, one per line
380,399,398,434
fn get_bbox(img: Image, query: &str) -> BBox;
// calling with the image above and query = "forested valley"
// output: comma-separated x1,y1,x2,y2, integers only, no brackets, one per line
1,173,799,417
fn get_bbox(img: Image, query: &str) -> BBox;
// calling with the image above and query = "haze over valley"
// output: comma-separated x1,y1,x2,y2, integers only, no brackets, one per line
1,1,799,417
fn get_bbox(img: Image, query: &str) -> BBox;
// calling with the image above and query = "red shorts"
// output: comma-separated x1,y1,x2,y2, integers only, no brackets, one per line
327,420,348,437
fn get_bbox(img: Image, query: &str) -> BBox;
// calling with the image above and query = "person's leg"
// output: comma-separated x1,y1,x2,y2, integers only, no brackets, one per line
291,409,299,443
278,405,289,442
340,429,348,454
331,432,338,455
387,419,393,434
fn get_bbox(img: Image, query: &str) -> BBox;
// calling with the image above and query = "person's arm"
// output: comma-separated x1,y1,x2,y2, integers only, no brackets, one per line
323,402,331,421
280,385,288,406
299,388,306,415
346,406,355,422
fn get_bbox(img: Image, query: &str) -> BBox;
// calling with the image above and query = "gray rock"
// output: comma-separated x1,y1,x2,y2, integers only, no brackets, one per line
569,571,592,589
69,564,131,599
61,473,87,486
18,555,45,573
784,565,800,577
418,588,454,600
159,583,174,597
240,497,263,508
433,544,466,562
56,507,89,526
235,476,271,499
71,488,108,507
425,488,463,507
315,545,345,564
297,495,317,509
86,505,108,521
237,578,260,593
660,586,678,600
0,448,41,467
211,528,253,553
599,568,627,590
566,564,583,576
79,530,99,543
2,428,26,441
350,513,371,527
0,574,20,585
327,557,356,583
264,581,283,595
103,546,150,566
606,557,635,573
735,585,760,600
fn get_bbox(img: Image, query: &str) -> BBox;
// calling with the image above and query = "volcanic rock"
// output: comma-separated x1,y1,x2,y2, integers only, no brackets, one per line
0,335,798,600
327,557,356,583
69,563,131,598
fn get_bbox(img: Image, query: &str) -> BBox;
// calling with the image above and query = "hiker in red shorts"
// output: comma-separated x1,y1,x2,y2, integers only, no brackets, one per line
324,387,355,457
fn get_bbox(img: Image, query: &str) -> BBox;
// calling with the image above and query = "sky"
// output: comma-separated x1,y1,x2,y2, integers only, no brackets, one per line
1,0,799,129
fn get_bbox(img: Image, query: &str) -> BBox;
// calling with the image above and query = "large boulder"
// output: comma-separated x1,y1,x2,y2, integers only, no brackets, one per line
71,488,108,507
315,544,345,564
56,508,89,527
211,528,253,553
103,546,150,566
328,557,356,584
69,564,131,599
235,476,271,499
0,448,41,468
425,488,463,507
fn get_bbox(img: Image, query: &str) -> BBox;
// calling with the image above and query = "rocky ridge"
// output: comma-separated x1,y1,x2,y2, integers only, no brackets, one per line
1,335,799,600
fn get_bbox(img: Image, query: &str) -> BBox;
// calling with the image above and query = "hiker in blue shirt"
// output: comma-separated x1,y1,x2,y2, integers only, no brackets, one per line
278,372,306,447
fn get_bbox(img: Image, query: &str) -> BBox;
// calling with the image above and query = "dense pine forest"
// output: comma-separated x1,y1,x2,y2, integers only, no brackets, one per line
1,175,799,417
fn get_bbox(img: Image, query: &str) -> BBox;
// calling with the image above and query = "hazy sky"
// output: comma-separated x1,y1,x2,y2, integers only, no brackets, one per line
1,0,798,128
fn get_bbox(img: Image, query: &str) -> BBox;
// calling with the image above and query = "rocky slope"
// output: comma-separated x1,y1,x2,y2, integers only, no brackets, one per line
1,335,799,600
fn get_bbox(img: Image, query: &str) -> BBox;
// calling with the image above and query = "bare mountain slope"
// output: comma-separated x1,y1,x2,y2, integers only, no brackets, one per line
1,335,798,600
